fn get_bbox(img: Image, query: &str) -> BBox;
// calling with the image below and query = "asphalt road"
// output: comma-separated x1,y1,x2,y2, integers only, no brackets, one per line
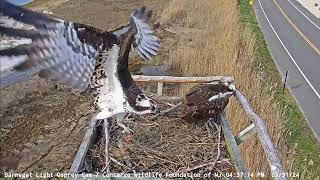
253,0,320,142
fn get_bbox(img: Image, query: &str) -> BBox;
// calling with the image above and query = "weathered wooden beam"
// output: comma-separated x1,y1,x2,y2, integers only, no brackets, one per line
235,123,257,145
235,90,286,180
69,119,97,173
219,110,250,180
132,75,234,83
157,82,163,96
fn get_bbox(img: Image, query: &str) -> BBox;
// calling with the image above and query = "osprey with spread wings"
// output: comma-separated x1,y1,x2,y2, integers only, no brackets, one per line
0,1,160,133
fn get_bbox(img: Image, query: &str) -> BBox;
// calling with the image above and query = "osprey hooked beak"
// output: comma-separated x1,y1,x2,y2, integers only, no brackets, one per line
135,94,160,114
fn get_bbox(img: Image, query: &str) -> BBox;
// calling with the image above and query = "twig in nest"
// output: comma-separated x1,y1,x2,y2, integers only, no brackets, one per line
183,161,218,172
144,91,178,107
117,139,132,169
151,102,182,120
212,121,222,163
160,101,176,107
110,157,131,170
144,153,180,166
83,159,92,172
101,119,110,173
181,121,222,172
131,122,160,126
205,119,213,138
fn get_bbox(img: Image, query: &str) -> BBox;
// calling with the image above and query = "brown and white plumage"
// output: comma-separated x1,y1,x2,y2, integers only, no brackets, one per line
178,82,236,122
0,1,159,91
0,1,159,132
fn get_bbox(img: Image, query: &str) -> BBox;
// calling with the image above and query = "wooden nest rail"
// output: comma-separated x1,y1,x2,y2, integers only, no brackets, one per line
70,75,286,180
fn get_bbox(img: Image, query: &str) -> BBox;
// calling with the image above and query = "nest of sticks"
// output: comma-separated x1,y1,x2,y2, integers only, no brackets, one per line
81,100,234,179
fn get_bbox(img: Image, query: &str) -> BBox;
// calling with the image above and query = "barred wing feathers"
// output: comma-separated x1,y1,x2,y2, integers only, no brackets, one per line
131,7,159,60
0,1,160,91
111,7,160,60
0,0,103,91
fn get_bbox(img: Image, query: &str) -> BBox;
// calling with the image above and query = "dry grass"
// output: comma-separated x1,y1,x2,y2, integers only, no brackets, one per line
159,0,286,178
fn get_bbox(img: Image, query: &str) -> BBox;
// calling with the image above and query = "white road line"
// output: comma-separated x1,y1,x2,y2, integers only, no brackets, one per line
257,0,320,100
286,0,320,31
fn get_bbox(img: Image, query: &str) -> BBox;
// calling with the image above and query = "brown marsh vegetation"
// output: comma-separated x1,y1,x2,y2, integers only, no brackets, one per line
159,0,287,178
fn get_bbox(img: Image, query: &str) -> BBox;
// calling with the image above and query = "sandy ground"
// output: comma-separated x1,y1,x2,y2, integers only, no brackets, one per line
296,0,320,18
0,0,168,174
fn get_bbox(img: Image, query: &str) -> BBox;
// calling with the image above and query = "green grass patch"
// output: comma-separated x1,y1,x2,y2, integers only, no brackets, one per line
239,0,320,178
23,0,47,8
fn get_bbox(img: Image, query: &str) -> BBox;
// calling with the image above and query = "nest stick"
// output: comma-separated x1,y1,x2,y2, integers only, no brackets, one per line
144,91,179,106
183,122,222,172
110,157,131,170
184,162,217,172
102,119,110,173
213,122,222,162
117,139,132,168
163,102,182,114
151,102,182,120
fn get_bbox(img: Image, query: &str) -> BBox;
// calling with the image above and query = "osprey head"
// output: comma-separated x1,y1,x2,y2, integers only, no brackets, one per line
134,94,159,114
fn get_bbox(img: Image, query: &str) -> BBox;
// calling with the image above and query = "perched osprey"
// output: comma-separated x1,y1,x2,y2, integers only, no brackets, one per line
177,81,236,122
0,1,160,133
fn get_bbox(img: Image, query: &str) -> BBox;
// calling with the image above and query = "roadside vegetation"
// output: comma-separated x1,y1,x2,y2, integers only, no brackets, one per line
159,0,320,178
239,0,320,178
159,0,283,178
239,0,320,179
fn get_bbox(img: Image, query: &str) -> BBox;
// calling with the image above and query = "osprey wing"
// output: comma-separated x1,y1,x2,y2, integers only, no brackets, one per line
110,7,160,60
130,7,160,60
0,1,104,91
